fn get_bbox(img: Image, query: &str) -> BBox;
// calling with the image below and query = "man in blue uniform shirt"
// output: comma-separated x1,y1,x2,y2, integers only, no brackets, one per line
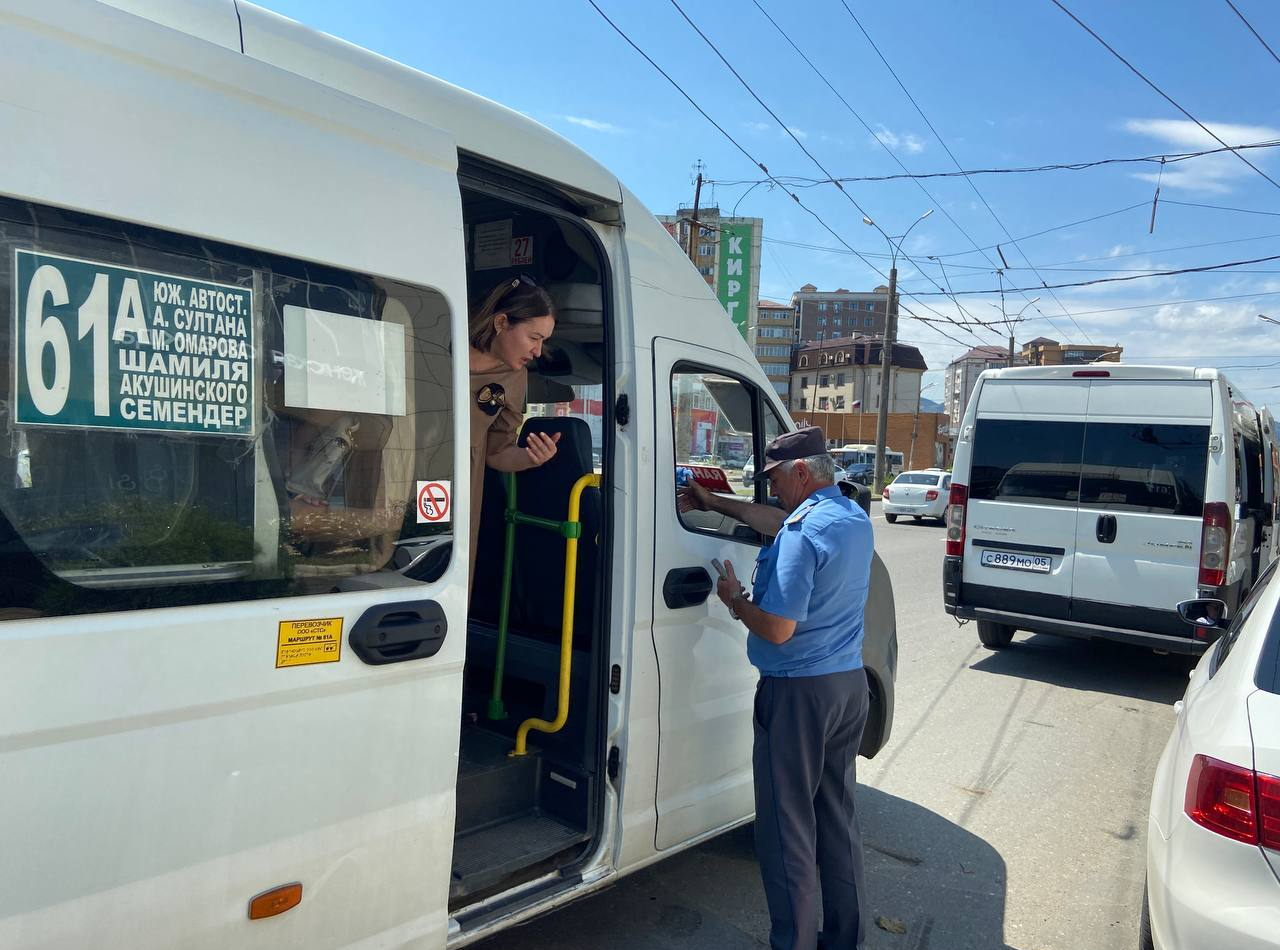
679,426,874,950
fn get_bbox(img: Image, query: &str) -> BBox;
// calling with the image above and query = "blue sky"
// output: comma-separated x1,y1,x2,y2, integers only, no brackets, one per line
254,0,1280,403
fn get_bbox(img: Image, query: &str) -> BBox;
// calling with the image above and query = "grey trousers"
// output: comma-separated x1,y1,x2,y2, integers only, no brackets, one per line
753,667,870,950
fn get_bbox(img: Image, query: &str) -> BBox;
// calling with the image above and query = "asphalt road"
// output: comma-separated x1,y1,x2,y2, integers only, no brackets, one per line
477,507,1195,950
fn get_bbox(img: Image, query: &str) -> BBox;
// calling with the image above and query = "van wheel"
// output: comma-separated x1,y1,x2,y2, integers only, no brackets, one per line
913,515,923,522
885,514,897,524
977,621,1015,649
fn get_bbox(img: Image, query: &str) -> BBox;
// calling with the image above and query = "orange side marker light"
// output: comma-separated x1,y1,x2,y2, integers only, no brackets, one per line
248,882,303,920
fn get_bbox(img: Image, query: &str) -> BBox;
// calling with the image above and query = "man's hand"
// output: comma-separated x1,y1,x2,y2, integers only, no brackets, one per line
524,431,561,467
716,559,746,609
678,478,713,513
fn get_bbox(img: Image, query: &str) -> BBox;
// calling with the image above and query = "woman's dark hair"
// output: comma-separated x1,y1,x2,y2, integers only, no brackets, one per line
469,275,557,352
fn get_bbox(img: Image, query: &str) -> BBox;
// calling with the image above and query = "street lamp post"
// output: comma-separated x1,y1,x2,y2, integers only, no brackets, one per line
999,296,1039,364
863,209,933,491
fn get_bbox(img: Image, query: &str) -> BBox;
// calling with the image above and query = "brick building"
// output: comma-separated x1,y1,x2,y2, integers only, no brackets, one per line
1021,337,1123,365
790,409,951,471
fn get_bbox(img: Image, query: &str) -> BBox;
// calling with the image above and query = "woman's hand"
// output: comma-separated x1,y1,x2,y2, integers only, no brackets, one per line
525,431,561,467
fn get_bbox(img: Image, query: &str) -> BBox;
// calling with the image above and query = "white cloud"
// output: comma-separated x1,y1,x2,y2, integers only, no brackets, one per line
1123,117,1280,194
1106,244,1135,258
786,126,809,141
744,121,772,134
871,125,925,154
563,115,622,134
1123,118,1280,150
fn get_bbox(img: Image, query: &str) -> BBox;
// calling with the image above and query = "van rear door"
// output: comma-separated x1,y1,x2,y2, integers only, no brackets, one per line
1070,380,1211,633
963,379,1088,619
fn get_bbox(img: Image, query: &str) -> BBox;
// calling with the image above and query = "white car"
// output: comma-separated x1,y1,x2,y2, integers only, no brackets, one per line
881,469,950,524
741,456,755,486
1143,567,1280,949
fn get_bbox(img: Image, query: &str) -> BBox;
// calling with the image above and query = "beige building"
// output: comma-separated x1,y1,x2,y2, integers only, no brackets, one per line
749,298,795,399
789,337,925,415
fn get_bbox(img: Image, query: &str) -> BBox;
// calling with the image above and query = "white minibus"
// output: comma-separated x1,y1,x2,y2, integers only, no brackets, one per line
944,364,1277,654
0,3,898,948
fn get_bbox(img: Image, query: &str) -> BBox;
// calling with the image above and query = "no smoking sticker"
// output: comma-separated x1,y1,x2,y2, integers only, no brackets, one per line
416,480,452,523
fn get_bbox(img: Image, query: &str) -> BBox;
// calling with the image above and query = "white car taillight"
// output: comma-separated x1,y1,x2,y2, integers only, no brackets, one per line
946,484,967,557
1185,753,1280,850
926,490,939,502
1199,502,1231,588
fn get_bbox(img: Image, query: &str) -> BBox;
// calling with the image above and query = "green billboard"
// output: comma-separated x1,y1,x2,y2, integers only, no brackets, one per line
13,250,255,437
716,221,752,340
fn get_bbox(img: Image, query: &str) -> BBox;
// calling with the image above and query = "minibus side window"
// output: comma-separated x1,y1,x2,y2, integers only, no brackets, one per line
672,367,761,540
0,198,454,618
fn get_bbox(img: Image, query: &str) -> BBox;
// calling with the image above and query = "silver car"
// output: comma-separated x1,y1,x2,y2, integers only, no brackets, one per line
882,469,951,524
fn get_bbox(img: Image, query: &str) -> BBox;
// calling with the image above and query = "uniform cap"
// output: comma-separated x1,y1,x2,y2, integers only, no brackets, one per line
755,426,827,481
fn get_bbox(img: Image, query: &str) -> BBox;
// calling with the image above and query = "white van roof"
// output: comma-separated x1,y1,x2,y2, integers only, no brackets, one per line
100,0,623,211
980,365,1223,382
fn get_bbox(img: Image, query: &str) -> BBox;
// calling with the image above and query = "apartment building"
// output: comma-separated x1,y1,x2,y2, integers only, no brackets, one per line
790,283,889,343
1021,337,1123,365
657,207,762,342
750,298,795,398
944,345,1014,432
788,337,925,414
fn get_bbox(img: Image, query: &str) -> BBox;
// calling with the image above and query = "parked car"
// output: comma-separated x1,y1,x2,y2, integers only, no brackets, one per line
944,365,1280,654
1142,566,1280,949
882,469,951,524
741,456,755,486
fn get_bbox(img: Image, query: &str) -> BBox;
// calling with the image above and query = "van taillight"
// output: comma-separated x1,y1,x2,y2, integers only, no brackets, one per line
1185,754,1280,850
1199,502,1231,588
946,484,968,556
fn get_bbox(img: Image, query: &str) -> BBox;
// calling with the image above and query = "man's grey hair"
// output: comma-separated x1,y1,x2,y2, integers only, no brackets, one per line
787,453,836,483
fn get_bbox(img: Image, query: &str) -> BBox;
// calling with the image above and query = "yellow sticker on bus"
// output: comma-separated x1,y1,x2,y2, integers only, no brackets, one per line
275,618,344,668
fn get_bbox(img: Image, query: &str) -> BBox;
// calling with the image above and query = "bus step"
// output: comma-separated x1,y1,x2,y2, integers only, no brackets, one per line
450,811,589,902
455,727,540,835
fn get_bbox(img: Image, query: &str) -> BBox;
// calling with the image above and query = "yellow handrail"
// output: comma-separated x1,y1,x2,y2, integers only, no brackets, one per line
513,472,601,756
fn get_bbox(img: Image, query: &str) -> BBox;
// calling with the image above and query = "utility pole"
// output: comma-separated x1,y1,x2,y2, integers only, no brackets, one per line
909,381,921,471
873,268,897,492
686,164,704,264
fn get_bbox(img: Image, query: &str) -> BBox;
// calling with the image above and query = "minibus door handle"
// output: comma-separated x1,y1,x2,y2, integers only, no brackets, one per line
663,567,714,609
1096,514,1117,544
348,601,448,665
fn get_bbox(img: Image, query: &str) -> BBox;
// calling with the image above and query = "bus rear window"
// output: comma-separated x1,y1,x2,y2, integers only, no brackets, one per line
1079,423,1209,516
970,419,1084,507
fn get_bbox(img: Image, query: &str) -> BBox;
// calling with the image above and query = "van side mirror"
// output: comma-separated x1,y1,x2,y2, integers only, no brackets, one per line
1177,599,1229,630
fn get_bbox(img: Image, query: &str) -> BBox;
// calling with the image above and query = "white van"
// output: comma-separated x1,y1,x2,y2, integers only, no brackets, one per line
0,3,897,948
944,365,1276,654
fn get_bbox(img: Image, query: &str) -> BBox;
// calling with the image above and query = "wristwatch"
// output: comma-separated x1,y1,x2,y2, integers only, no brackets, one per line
729,591,747,620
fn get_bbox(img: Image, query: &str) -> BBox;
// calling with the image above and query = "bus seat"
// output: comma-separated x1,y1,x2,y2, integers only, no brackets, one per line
471,417,601,653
